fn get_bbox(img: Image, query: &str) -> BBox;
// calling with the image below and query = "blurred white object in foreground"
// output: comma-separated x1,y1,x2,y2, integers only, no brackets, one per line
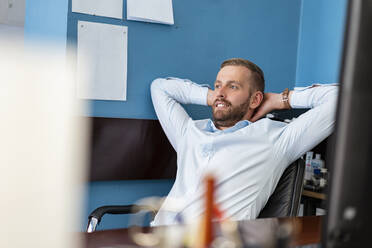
0,40,88,248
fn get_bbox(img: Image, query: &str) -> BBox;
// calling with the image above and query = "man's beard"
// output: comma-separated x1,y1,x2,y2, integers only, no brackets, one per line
212,99,251,129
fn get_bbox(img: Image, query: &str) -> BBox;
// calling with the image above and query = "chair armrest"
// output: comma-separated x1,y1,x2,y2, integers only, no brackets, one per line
87,205,140,232
89,205,138,219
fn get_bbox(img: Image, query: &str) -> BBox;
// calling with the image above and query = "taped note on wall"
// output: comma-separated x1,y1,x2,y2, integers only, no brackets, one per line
127,0,174,25
72,0,123,19
77,21,128,101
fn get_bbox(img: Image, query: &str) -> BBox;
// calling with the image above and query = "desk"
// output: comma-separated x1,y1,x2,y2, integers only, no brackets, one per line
85,216,322,248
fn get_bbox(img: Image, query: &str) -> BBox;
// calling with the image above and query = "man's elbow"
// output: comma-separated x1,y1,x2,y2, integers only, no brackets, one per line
317,85,339,107
325,87,339,106
150,78,166,95
151,78,163,89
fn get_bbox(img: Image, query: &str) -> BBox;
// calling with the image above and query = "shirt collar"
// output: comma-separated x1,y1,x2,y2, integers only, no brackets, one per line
204,119,250,133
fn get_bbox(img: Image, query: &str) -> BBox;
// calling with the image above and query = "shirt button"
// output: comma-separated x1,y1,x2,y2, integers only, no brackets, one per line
200,144,214,157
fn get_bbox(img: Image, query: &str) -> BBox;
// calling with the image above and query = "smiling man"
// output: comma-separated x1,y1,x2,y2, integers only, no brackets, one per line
150,58,337,226
209,59,264,129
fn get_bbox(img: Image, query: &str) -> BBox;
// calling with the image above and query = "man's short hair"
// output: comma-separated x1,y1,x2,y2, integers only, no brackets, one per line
220,58,265,93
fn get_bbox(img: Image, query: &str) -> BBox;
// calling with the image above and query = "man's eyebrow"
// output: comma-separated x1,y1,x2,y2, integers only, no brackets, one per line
214,80,242,85
226,80,242,85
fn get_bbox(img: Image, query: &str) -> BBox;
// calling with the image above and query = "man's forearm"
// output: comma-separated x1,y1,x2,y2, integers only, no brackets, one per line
152,77,209,106
151,77,208,150
275,84,338,162
271,85,338,110
268,91,294,110
288,91,294,108
289,84,338,109
207,89,292,109
250,90,294,122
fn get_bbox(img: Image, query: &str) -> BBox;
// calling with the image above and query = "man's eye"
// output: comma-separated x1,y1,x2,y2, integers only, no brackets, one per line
215,85,220,89
230,85,238,89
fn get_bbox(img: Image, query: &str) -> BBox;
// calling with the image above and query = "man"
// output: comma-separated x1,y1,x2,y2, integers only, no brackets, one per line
150,58,337,226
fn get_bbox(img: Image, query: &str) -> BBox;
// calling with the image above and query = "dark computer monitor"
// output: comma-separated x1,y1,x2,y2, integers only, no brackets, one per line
323,0,372,247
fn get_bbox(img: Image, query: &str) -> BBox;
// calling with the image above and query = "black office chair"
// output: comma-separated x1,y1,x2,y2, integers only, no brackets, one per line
258,158,305,218
86,158,305,232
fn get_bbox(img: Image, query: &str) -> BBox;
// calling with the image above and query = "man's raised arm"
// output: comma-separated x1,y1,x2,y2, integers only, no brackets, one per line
151,77,209,151
250,84,338,163
278,85,338,163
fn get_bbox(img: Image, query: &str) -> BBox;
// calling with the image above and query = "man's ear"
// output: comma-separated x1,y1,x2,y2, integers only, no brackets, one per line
249,91,264,109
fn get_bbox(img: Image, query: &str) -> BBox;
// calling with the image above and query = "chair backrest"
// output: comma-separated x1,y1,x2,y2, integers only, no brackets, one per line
258,158,305,218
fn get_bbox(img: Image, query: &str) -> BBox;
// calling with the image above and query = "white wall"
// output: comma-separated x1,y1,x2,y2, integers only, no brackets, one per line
0,0,25,42
0,0,25,26
0,23,23,39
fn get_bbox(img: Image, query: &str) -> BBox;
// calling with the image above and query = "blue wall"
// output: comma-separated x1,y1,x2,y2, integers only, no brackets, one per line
24,0,69,46
67,0,301,120
295,0,348,86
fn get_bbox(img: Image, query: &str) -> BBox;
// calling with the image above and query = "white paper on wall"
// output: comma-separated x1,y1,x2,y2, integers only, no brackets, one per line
72,0,123,19
77,21,128,101
127,0,174,25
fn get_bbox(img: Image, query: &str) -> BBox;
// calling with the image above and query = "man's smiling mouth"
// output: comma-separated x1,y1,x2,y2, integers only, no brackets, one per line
215,101,230,109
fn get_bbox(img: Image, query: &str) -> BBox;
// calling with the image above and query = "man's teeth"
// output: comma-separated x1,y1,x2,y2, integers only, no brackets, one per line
217,103,226,107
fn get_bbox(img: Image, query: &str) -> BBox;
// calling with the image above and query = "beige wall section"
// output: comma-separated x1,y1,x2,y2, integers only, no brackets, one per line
0,42,89,248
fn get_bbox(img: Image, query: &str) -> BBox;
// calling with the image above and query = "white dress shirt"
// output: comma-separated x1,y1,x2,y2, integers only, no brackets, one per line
150,77,338,226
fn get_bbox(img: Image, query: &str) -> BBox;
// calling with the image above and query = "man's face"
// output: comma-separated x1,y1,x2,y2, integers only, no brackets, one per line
212,65,254,128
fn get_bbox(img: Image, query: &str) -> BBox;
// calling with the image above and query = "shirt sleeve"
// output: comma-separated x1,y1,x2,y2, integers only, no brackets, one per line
275,84,339,163
151,77,209,151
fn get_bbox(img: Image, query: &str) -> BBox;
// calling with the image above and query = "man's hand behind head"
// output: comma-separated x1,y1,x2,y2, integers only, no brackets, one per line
207,89,215,106
249,91,292,122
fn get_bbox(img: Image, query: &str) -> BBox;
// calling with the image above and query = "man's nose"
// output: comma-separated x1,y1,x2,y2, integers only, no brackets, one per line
216,86,227,98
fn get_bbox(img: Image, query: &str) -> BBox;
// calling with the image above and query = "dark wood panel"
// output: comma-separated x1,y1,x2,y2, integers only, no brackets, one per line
88,117,177,181
87,110,329,181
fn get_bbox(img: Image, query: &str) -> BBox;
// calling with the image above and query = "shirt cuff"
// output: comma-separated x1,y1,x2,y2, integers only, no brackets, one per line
165,77,210,106
290,83,338,108
191,83,210,106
